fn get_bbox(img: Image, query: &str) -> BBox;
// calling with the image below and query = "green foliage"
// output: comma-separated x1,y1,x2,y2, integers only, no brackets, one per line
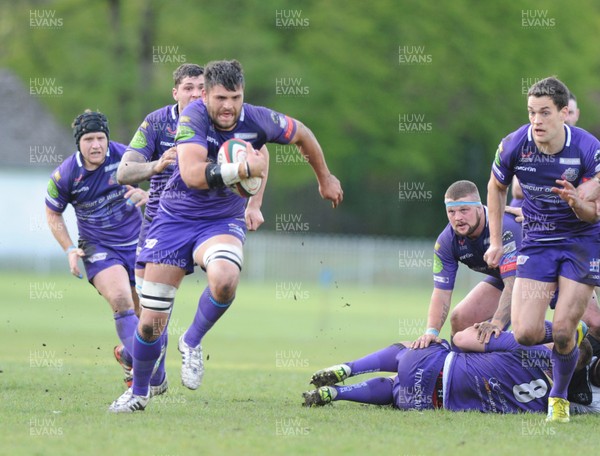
3,1,600,235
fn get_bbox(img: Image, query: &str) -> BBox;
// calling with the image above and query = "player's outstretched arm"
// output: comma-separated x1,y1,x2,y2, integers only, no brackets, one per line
45,207,85,278
452,326,486,352
290,120,343,208
411,288,451,349
116,149,176,185
475,276,514,344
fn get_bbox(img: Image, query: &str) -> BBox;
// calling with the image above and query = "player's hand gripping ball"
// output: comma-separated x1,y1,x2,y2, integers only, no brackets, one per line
217,138,263,197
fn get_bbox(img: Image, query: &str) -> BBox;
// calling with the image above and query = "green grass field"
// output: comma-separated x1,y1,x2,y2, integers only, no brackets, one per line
2,271,599,455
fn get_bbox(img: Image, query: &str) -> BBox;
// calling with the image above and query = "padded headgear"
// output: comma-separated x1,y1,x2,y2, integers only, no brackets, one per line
73,111,109,149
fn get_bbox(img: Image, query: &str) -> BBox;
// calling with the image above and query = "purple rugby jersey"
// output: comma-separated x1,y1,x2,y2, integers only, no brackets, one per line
126,104,179,220
492,124,600,243
45,141,142,245
433,209,521,290
161,100,297,219
444,333,552,413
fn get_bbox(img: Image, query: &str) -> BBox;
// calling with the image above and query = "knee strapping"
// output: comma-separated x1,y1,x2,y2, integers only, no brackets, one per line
202,243,244,271
134,275,144,297
140,281,177,313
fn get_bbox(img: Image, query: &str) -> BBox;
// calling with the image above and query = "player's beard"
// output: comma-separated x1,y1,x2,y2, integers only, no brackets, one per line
453,211,481,238
209,106,239,131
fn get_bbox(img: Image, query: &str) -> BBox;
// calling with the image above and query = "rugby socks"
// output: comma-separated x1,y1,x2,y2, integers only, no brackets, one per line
114,309,139,365
132,332,162,396
541,320,553,344
149,331,168,386
550,345,579,399
332,377,394,405
184,287,232,347
346,343,405,375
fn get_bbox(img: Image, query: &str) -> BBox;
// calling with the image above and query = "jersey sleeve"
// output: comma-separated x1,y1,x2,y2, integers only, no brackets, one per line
253,106,297,144
484,331,521,352
582,138,600,180
175,101,209,149
432,227,458,290
498,213,521,279
491,132,520,186
127,115,160,161
45,163,70,213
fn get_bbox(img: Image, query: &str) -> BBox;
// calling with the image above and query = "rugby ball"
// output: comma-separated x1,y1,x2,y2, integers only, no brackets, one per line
217,138,263,198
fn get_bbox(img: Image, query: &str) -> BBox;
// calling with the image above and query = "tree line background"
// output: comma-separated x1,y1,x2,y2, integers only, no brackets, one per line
2,0,600,237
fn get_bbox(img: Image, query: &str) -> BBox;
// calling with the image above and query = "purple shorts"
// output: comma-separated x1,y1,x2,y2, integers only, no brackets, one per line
483,275,504,291
137,208,247,275
517,237,600,287
135,216,152,270
79,239,136,286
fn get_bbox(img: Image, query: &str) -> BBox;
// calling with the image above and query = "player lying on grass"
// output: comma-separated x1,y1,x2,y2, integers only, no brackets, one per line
303,322,600,419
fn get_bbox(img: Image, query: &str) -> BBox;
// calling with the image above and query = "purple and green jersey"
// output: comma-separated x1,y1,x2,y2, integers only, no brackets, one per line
444,333,552,413
126,104,179,221
433,210,521,290
394,334,553,413
492,124,600,244
161,100,297,220
45,141,142,246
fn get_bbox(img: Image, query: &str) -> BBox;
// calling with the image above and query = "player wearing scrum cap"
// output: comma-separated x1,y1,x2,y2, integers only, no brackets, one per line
45,110,150,390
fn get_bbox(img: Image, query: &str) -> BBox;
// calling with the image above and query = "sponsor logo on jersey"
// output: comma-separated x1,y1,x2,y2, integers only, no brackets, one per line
160,141,175,147
590,258,600,273
47,179,59,198
492,164,505,181
71,186,89,195
561,167,579,182
514,165,536,172
130,129,147,149
500,260,517,274
502,230,514,242
140,120,149,130
87,252,108,263
53,171,61,181
433,253,443,273
459,253,474,261
434,242,440,251
594,150,600,162
494,147,502,166
503,241,517,254
433,275,449,283
144,239,158,249
179,116,190,123
517,255,529,265
45,196,63,209
559,157,580,165
235,132,258,141
175,125,195,142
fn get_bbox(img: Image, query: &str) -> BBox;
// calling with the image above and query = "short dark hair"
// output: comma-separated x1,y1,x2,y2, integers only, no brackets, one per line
173,64,204,86
569,92,577,102
204,59,244,92
445,180,480,201
527,76,569,110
